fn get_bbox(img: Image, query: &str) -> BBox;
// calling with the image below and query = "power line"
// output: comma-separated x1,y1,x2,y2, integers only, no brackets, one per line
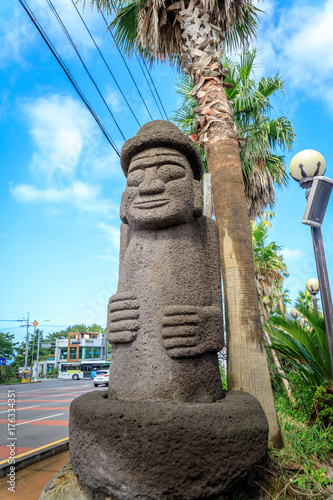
142,59,169,120
46,0,126,141
100,11,154,121
136,56,164,119
18,0,120,156
70,0,141,129
0,319,25,322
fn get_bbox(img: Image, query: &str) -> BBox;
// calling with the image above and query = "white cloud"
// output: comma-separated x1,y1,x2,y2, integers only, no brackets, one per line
22,93,121,181
10,181,115,214
0,6,36,68
98,222,121,248
105,88,123,113
256,0,333,110
280,248,306,260
0,0,111,68
23,94,94,178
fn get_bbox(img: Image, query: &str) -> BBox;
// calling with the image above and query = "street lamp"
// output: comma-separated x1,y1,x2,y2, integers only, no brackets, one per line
34,319,50,380
306,278,320,312
290,149,333,378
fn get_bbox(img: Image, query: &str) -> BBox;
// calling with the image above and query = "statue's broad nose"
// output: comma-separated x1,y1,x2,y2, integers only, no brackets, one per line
139,168,165,195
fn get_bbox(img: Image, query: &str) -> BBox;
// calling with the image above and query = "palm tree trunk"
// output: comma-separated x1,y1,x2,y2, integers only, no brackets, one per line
197,78,283,448
263,330,295,404
173,0,283,448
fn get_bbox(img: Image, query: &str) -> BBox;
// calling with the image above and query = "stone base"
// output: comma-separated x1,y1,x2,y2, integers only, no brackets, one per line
39,460,116,500
69,391,268,500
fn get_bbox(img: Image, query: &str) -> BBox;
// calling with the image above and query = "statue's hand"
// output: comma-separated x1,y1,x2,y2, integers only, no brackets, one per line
107,291,139,344
161,305,222,358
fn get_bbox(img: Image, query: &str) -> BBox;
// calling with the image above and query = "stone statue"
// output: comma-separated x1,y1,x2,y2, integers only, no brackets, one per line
69,121,268,500
107,120,224,403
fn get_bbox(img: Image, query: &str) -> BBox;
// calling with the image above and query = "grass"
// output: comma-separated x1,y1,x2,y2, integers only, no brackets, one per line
225,369,333,499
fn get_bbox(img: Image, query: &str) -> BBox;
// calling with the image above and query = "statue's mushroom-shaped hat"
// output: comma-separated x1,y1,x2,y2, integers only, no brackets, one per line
120,120,203,181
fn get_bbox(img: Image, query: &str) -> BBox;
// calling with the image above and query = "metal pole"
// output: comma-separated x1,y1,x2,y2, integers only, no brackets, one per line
312,294,319,313
311,226,333,377
203,173,212,218
31,328,36,377
24,312,29,370
36,328,40,381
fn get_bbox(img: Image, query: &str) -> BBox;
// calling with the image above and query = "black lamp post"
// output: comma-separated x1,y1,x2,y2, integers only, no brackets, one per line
290,149,333,378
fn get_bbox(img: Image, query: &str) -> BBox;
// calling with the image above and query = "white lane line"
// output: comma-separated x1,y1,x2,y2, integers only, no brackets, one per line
48,392,92,397
15,413,65,426
0,400,24,406
0,405,40,414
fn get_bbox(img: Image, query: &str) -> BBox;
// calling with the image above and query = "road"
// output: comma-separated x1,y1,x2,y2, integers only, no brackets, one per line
0,379,107,468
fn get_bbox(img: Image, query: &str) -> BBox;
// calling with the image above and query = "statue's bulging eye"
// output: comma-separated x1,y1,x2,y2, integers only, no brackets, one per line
127,170,144,187
158,164,186,183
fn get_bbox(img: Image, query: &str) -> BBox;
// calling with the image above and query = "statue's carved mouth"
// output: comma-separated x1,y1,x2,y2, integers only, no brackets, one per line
133,198,170,209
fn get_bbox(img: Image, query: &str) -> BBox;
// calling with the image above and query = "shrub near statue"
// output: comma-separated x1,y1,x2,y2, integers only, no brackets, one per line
68,121,268,500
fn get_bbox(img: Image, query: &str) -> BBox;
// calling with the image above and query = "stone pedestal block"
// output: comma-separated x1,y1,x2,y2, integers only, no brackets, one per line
69,390,268,500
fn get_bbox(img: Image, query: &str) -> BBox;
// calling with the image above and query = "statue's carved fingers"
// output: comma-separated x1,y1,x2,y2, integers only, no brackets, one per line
107,291,140,344
107,330,137,344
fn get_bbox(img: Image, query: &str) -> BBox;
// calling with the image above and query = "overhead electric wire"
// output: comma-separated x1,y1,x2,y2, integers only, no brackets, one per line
100,11,154,121
142,59,169,120
135,56,165,119
18,0,120,156
46,0,126,141
70,0,141,128
0,319,25,322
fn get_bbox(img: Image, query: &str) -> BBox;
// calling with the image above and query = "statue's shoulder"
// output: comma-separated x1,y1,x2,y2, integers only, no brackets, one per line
195,215,219,238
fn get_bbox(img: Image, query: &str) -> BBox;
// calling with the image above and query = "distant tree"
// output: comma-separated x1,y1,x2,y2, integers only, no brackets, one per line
295,289,317,311
0,332,19,361
251,213,289,319
11,343,26,370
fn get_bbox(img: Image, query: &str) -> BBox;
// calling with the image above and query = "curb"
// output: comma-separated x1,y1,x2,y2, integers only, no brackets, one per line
0,440,69,479
0,381,43,386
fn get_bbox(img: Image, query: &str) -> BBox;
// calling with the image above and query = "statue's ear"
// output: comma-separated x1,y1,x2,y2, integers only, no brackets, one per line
193,180,203,218
120,191,128,224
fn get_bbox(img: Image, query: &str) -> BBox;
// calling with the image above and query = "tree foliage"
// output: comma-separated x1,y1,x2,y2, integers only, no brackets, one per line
0,332,18,361
173,50,296,218
251,212,289,318
265,305,331,388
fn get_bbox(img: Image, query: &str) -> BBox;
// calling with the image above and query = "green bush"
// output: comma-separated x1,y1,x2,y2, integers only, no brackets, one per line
309,386,333,428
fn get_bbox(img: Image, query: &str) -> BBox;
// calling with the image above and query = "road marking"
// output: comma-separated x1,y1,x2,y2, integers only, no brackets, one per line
0,405,40,414
14,413,64,426
0,437,69,465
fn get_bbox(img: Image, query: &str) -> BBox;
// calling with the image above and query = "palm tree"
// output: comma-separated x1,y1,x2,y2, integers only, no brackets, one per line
251,213,289,319
173,50,295,219
265,306,331,388
85,0,283,446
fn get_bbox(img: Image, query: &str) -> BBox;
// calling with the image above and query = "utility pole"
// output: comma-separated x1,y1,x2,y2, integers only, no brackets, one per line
24,313,30,370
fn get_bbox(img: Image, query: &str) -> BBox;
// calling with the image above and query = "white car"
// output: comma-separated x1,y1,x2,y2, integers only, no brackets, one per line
93,370,109,387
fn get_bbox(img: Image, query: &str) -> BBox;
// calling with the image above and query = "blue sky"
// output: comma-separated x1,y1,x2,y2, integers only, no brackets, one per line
1,0,333,345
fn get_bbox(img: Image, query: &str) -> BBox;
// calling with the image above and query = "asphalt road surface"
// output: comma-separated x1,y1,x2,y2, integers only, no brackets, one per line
0,379,107,468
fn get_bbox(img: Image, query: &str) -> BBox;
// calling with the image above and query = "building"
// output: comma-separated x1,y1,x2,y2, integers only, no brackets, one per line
33,331,108,377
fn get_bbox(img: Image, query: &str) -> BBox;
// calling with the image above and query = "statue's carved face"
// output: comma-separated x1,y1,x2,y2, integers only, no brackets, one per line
121,147,201,229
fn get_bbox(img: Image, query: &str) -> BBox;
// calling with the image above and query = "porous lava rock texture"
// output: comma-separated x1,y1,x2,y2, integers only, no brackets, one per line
69,120,268,499
70,390,268,500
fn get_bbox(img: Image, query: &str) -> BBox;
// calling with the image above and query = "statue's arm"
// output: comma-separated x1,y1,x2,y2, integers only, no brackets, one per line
199,216,224,352
107,224,139,344
162,217,224,359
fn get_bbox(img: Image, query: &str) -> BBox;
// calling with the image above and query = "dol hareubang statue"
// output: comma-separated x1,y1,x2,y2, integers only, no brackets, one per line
107,120,224,402
68,121,268,500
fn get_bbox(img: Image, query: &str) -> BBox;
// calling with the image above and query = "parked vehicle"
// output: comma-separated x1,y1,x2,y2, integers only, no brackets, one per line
93,370,109,387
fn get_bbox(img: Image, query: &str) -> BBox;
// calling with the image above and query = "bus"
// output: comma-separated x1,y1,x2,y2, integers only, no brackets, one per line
58,360,110,380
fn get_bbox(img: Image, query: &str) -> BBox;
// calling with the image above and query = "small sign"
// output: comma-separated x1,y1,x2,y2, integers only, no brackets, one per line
0,358,6,365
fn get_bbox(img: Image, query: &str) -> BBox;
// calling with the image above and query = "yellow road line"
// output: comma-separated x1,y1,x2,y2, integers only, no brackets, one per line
0,437,69,465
